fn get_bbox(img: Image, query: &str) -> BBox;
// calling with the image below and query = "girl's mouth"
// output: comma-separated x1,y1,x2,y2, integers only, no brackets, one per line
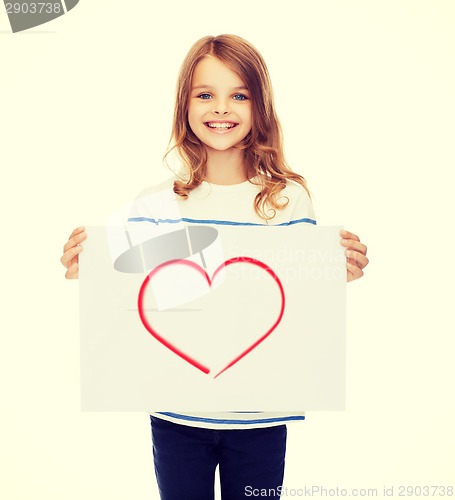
204,122,239,133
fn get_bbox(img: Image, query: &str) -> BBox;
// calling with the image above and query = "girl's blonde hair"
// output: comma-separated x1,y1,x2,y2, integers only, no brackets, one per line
163,33,311,221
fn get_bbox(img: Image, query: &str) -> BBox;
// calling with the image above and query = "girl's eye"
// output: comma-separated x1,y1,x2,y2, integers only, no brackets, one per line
196,93,249,101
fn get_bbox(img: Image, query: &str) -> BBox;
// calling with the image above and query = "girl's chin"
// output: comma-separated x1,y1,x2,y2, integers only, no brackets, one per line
204,144,239,153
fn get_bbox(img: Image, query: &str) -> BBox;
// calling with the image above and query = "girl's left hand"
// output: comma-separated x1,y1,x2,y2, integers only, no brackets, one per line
339,229,369,282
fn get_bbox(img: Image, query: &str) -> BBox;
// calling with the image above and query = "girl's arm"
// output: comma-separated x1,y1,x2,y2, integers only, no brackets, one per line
339,229,369,282
60,226,87,279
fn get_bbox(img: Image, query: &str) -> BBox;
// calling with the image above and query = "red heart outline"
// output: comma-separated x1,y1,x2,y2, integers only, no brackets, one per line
137,257,285,378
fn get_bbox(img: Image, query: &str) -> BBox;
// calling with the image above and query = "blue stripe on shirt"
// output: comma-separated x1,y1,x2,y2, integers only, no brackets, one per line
155,412,305,425
128,217,316,226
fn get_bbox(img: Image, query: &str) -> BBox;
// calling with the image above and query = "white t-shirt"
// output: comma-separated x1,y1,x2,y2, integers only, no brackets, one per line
128,175,317,429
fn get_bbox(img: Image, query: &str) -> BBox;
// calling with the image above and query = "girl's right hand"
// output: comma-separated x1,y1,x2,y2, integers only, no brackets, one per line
61,226,87,279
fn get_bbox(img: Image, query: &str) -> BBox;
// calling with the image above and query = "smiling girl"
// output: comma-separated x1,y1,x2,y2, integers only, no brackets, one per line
61,34,368,500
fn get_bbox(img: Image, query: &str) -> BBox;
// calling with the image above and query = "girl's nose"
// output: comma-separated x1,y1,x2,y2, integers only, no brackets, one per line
213,98,230,115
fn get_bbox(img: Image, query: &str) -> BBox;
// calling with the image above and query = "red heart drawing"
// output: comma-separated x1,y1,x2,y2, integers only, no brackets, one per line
137,257,285,378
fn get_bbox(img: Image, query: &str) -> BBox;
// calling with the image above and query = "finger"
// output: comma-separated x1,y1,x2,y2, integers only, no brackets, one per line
61,245,83,269
63,229,86,252
63,230,87,254
345,250,369,269
68,226,85,240
340,238,367,256
347,257,367,274
65,262,79,279
340,229,360,242
68,254,79,268
346,261,364,282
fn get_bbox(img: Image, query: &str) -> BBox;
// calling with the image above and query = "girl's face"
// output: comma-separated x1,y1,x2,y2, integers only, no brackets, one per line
187,56,252,153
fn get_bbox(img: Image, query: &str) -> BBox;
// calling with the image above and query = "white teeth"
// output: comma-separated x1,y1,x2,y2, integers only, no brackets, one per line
207,122,236,129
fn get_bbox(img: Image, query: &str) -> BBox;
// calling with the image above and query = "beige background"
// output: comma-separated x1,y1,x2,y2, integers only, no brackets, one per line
1,0,454,498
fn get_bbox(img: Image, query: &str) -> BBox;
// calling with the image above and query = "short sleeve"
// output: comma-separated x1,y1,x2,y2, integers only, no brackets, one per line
291,188,317,225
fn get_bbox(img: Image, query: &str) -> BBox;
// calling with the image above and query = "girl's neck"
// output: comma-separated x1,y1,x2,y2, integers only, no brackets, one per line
203,147,249,185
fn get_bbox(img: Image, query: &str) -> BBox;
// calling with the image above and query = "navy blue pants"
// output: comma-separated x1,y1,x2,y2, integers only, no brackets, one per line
150,416,287,500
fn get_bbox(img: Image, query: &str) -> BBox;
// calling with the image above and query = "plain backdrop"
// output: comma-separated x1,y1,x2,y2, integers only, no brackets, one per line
1,1,454,498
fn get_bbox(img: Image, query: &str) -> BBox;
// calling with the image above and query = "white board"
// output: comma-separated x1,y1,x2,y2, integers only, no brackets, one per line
79,224,346,411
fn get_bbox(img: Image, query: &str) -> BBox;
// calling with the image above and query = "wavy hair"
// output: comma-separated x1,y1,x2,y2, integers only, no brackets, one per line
163,34,311,221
